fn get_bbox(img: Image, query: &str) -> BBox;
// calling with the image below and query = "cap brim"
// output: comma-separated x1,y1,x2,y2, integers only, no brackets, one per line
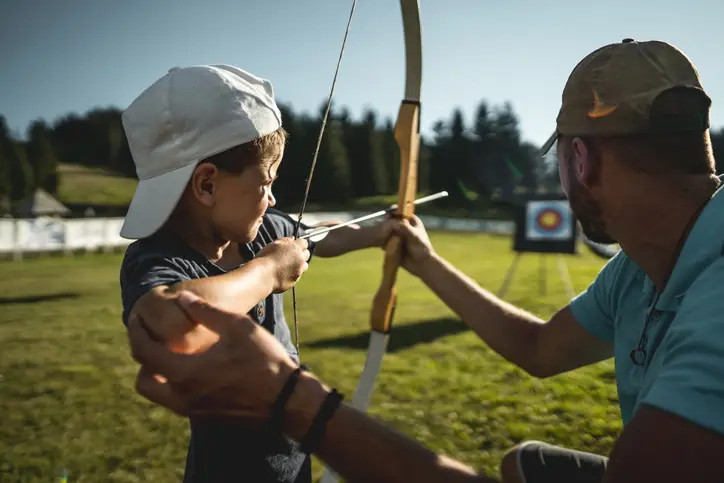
120,162,197,239
538,130,558,157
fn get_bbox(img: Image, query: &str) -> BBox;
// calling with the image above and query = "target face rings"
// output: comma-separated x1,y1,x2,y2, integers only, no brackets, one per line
526,201,573,241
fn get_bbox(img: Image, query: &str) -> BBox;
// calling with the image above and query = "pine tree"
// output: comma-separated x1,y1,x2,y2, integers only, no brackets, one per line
0,116,35,203
380,118,400,195
0,150,11,212
27,120,60,194
8,142,34,202
360,110,387,196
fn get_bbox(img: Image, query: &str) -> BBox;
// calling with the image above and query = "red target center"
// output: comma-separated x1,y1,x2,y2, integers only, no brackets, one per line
536,209,562,231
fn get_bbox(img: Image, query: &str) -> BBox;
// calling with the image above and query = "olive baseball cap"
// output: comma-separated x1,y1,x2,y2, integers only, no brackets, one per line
540,38,711,156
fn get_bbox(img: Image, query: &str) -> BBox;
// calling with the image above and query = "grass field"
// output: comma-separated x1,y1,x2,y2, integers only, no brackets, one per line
56,164,138,206
0,232,621,482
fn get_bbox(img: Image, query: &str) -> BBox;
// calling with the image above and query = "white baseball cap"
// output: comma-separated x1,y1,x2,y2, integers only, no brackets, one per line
120,64,283,239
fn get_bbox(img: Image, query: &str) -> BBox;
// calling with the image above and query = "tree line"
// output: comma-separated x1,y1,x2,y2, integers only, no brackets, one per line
2,100,724,215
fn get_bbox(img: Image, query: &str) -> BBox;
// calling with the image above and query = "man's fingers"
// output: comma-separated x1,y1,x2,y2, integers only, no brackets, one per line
175,291,231,321
135,367,191,416
128,314,162,364
175,291,259,340
128,314,191,381
174,291,236,333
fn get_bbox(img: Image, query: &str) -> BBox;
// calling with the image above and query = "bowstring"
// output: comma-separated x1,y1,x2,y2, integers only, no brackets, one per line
291,0,357,358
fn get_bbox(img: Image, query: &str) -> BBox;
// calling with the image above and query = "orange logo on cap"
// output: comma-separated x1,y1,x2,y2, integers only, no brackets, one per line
588,91,617,118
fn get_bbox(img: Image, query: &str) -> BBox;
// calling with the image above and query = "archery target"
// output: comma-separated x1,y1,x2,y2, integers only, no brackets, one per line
525,200,573,241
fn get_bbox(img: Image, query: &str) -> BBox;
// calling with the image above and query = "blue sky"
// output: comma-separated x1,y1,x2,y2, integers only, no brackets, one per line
1,0,722,148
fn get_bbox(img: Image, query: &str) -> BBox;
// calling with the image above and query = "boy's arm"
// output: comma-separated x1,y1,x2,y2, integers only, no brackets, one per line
123,238,308,353
312,222,388,257
129,257,277,352
264,207,388,258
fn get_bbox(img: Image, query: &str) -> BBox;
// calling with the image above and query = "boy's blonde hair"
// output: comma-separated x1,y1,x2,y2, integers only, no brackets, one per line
199,127,288,175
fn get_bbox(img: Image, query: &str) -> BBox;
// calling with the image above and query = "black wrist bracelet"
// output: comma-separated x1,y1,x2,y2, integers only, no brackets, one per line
266,367,304,437
299,388,344,455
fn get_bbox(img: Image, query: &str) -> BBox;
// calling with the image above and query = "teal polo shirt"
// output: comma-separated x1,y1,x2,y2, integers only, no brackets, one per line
570,177,724,436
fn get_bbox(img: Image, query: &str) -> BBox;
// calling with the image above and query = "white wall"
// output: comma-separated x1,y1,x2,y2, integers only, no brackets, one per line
0,214,514,259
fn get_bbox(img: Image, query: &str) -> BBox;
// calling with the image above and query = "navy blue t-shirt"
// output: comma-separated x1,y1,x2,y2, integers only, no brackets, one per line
119,208,315,483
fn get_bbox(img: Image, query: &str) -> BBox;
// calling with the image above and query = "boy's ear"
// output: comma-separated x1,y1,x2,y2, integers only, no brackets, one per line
189,163,219,206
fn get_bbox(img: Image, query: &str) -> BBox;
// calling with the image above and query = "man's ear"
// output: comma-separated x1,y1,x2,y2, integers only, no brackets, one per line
571,137,596,187
189,163,218,207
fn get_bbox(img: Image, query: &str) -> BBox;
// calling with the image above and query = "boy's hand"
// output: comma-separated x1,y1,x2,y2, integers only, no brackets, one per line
258,237,310,293
372,218,397,248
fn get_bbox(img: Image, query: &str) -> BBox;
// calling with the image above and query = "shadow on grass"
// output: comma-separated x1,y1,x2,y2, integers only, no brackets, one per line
303,317,470,353
0,291,81,305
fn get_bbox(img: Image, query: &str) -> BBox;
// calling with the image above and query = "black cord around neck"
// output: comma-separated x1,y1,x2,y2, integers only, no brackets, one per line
629,181,721,366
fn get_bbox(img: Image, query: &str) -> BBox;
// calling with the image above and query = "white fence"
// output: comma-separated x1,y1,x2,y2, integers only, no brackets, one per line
0,213,514,259
0,217,129,259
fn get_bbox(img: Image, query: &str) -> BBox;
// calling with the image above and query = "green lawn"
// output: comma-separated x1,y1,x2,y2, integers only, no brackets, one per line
0,233,620,482
56,164,138,206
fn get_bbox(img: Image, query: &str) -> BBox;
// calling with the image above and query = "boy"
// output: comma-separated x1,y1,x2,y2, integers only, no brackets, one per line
119,64,392,482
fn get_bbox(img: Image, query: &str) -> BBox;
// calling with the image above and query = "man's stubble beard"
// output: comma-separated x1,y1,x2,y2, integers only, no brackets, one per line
565,159,617,245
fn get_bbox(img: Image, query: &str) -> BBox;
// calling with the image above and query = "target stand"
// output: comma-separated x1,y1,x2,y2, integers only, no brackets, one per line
497,196,579,299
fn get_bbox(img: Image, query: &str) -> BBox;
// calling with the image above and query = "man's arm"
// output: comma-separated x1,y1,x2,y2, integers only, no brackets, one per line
415,252,613,378
128,294,498,483
285,373,496,483
603,404,724,483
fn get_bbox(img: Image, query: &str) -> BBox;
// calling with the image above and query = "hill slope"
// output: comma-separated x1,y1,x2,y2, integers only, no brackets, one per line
56,163,137,206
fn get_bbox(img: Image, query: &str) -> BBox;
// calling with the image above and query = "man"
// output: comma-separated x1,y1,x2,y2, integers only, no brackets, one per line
128,38,724,482
389,38,724,480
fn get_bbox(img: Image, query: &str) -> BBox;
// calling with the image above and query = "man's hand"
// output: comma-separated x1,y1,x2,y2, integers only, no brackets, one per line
129,292,493,483
129,291,298,419
129,288,222,355
257,237,310,293
390,215,436,276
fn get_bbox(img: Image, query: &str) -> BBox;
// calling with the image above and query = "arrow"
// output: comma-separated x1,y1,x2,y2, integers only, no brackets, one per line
300,190,447,242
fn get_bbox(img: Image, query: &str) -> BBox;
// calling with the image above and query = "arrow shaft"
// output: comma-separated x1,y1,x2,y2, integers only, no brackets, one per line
299,191,447,240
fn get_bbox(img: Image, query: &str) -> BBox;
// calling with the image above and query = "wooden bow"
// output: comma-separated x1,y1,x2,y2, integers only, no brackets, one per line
319,2,422,481
352,0,422,411
371,0,422,338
